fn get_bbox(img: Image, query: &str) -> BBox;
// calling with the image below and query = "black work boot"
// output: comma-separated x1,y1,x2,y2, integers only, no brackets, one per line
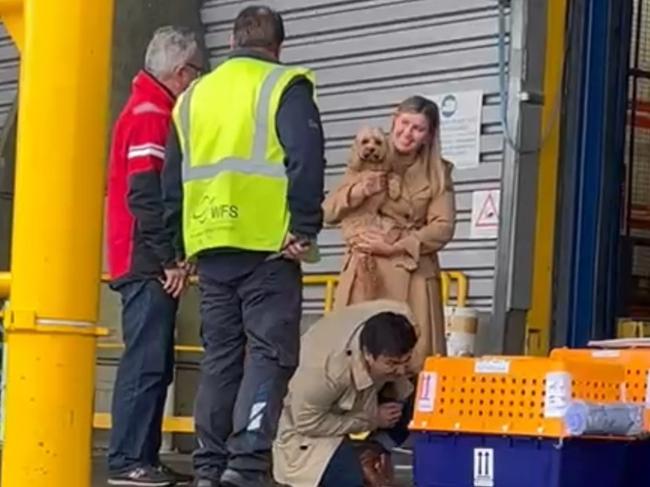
156,463,193,485
220,468,276,487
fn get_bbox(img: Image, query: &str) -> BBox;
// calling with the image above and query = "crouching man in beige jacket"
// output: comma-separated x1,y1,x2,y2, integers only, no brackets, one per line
273,300,417,487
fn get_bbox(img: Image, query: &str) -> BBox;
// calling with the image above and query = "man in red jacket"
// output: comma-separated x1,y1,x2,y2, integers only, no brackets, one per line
106,26,203,487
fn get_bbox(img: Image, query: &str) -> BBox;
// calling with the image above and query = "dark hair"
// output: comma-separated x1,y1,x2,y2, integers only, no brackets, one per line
233,6,285,50
360,312,417,359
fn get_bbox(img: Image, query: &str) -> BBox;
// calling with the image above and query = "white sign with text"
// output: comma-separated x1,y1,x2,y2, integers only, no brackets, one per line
426,90,483,168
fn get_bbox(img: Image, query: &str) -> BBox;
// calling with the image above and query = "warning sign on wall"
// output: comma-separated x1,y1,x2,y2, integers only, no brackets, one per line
470,190,500,239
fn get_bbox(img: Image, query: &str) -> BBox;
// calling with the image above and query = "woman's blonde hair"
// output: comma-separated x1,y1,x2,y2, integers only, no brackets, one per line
393,96,451,197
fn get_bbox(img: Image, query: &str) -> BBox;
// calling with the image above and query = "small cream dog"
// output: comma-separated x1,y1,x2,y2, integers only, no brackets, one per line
341,127,413,299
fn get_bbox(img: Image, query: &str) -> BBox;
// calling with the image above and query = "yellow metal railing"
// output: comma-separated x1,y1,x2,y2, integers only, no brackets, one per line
93,411,195,434
2,270,469,432
91,271,469,432
0,271,11,299
94,274,345,355
92,271,469,355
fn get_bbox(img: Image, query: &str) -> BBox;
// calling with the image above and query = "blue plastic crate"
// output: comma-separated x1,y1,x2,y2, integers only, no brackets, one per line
413,432,628,487
625,439,650,487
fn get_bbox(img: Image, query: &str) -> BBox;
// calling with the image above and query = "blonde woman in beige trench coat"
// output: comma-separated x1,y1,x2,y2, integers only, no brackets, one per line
323,95,456,369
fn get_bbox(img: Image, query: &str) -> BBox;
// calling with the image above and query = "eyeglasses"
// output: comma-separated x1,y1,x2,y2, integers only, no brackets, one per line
184,63,204,76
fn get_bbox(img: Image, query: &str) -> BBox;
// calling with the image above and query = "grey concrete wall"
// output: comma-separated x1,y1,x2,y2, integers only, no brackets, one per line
109,0,207,124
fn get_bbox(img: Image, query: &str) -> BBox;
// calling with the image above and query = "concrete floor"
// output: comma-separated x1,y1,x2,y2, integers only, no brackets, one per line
89,451,414,486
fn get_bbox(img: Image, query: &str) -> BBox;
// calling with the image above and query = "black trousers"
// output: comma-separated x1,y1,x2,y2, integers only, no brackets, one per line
192,253,302,481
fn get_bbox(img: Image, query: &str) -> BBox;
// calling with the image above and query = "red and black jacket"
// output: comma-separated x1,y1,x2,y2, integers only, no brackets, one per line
106,71,176,283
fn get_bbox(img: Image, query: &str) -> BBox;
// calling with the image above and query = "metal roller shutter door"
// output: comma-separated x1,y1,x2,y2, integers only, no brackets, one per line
0,24,19,271
200,0,507,315
0,25,17,132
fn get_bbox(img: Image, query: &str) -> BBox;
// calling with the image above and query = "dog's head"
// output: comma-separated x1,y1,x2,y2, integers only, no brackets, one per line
349,127,389,171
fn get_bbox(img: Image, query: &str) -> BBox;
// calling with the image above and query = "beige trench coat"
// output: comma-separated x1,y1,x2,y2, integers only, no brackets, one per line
323,157,456,368
272,300,415,487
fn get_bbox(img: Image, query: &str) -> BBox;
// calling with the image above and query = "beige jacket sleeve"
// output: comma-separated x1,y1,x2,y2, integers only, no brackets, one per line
322,170,365,225
290,366,375,437
397,164,456,261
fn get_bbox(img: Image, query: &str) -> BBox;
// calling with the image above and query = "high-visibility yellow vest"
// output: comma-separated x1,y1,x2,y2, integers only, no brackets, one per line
172,57,316,258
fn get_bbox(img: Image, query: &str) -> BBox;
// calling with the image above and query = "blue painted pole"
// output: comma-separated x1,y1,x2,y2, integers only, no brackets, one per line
565,0,631,346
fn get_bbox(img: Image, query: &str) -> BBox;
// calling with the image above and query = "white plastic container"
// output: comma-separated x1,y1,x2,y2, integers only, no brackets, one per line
445,306,479,357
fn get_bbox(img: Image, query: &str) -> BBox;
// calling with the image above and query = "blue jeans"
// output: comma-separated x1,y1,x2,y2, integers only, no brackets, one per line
108,279,177,473
320,393,414,487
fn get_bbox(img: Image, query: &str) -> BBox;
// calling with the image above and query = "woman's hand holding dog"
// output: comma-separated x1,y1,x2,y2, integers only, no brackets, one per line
349,172,387,206
352,229,401,257
361,172,387,196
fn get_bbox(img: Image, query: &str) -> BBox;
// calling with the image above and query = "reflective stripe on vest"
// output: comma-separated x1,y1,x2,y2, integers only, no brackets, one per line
178,65,291,182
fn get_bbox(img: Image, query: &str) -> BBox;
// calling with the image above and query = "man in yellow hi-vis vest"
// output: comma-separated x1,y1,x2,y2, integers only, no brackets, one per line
161,6,326,487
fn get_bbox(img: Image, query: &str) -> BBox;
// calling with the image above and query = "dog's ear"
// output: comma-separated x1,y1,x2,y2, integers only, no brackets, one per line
370,127,387,147
348,152,364,171
348,134,364,171
372,129,390,168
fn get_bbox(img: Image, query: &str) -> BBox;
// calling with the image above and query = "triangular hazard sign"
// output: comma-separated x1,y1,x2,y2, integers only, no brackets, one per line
476,193,498,227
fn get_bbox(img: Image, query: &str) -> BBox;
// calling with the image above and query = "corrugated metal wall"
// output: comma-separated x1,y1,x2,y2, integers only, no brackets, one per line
0,25,18,131
0,24,19,271
200,0,508,314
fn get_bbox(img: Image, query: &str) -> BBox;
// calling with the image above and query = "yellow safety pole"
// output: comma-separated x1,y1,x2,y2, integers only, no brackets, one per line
0,0,23,50
525,0,568,356
0,0,114,486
